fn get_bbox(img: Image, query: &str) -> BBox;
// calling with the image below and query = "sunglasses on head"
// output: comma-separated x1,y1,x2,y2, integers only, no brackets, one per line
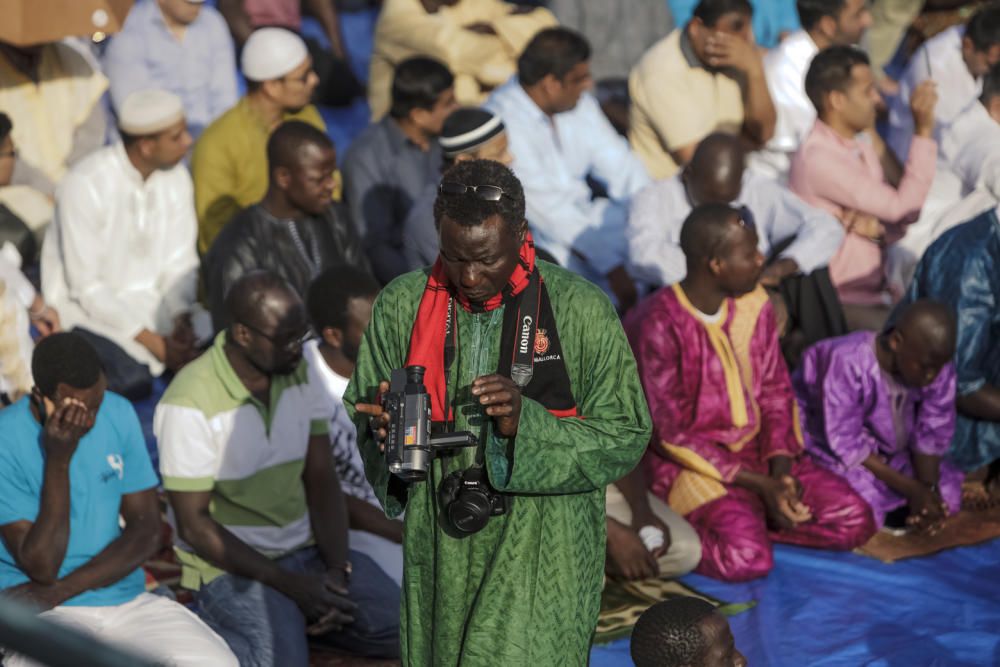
438,181,510,202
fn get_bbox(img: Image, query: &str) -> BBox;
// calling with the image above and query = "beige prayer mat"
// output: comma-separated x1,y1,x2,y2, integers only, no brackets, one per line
595,576,754,644
855,505,1000,563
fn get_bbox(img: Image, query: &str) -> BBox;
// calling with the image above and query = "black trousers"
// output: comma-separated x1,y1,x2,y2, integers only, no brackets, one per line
72,328,153,400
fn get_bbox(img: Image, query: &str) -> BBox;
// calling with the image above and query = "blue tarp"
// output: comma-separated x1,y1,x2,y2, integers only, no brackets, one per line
591,540,1000,666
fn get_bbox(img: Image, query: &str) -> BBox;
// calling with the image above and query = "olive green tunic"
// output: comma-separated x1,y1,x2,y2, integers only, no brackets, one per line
345,261,651,666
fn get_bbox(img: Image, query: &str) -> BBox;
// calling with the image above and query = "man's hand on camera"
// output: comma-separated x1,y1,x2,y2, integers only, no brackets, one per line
355,381,391,452
472,374,522,438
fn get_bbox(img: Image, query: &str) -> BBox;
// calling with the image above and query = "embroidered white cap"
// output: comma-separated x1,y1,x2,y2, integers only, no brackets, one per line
118,89,185,136
241,27,309,82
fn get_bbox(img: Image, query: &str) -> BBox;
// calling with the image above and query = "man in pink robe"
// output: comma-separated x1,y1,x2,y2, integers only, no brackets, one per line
627,203,875,582
789,45,938,332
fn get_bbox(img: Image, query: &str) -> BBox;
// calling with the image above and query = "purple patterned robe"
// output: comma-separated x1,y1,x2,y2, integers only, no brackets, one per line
793,330,963,528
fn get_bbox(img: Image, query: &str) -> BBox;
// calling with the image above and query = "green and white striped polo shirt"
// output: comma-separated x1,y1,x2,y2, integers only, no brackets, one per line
154,332,331,589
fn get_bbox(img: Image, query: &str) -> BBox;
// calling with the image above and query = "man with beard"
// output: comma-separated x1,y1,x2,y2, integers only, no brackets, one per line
155,271,400,664
42,90,201,399
626,203,875,582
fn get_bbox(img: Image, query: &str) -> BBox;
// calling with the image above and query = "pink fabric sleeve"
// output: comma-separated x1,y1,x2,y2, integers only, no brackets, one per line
753,302,804,461
804,136,937,225
635,304,744,481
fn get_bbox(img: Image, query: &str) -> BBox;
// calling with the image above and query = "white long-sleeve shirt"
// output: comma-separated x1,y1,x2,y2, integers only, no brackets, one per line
626,171,845,286
486,79,650,288
0,244,35,397
749,30,819,182
42,142,199,374
888,25,1000,190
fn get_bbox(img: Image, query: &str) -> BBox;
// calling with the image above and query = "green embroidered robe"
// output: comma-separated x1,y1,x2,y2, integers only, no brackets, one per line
344,261,651,666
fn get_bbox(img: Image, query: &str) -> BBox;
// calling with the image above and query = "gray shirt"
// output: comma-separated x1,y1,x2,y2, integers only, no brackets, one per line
401,181,439,272
342,117,442,284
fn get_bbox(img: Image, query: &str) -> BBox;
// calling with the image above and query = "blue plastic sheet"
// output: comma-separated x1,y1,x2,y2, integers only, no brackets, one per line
591,540,1000,666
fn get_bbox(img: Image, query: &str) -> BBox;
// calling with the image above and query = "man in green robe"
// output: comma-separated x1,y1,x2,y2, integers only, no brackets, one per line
345,158,651,666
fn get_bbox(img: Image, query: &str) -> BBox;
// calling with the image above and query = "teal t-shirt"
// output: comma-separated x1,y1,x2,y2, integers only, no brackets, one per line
0,393,158,606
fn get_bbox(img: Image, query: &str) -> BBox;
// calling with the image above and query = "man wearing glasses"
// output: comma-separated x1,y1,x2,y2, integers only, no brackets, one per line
155,271,401,664
347,159,651,665
626,203,875,583
192,27,326,253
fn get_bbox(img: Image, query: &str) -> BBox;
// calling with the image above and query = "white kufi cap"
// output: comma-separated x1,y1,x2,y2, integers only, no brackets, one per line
241,28,309,82
118,89,185,135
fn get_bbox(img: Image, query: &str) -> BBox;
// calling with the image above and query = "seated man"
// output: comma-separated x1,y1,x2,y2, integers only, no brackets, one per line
204,121,370,330
193,27,324,253
368,0,556,120
629,133,846,363
888,4,1000,191
402,106,513,271
487,27,650,310
42,90,201,400
304,267,402,585
669,0,798,49
794,300,962,532
627,203,875,582
894,208,1000,508
629,133,843,289
0,333,237,666
605,464,702,582
629,0,776,180
103,0,238,140
218,0,362,107
343,57,457,284
155,271,400,664
630,597,746,667
0,39,107,203
346,159,651,665
790,46,938,332
750,0,872,181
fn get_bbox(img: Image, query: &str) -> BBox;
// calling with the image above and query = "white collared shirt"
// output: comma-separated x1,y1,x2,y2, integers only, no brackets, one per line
749,30,819,182
486,78,650,287
888,25,1000,190
626,171,845,287
42,142,199,374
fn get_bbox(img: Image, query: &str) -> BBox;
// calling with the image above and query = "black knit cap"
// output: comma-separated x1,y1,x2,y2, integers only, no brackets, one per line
439,107,505,158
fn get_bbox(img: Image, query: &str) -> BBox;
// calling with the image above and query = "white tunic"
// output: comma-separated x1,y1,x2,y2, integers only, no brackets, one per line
42,142,198,375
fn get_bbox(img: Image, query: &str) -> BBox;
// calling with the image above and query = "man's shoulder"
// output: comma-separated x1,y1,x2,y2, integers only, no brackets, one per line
633,30,685,81
0,398,36,452
634,175,683,210
344,118,391,163
540,261,616,313
377,268,432,306
197,99,248,145
196,4,232,37
159,349,229,416
63,144,118,183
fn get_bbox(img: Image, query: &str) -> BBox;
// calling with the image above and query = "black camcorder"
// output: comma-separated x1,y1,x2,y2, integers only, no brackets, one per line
381,365,508,534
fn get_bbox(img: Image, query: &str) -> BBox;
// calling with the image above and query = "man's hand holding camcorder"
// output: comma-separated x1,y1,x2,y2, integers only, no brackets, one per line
355,380,391,452
472,374,522,437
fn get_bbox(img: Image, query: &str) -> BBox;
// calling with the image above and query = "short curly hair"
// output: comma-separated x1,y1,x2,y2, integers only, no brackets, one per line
630,597,717,666
31,332,103,398
432,159,526,233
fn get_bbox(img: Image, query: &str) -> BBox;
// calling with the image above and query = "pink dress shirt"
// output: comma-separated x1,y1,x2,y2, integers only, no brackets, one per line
789,120,936,306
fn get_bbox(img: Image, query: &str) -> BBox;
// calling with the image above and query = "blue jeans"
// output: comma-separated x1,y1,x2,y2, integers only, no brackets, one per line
194,547,400,666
